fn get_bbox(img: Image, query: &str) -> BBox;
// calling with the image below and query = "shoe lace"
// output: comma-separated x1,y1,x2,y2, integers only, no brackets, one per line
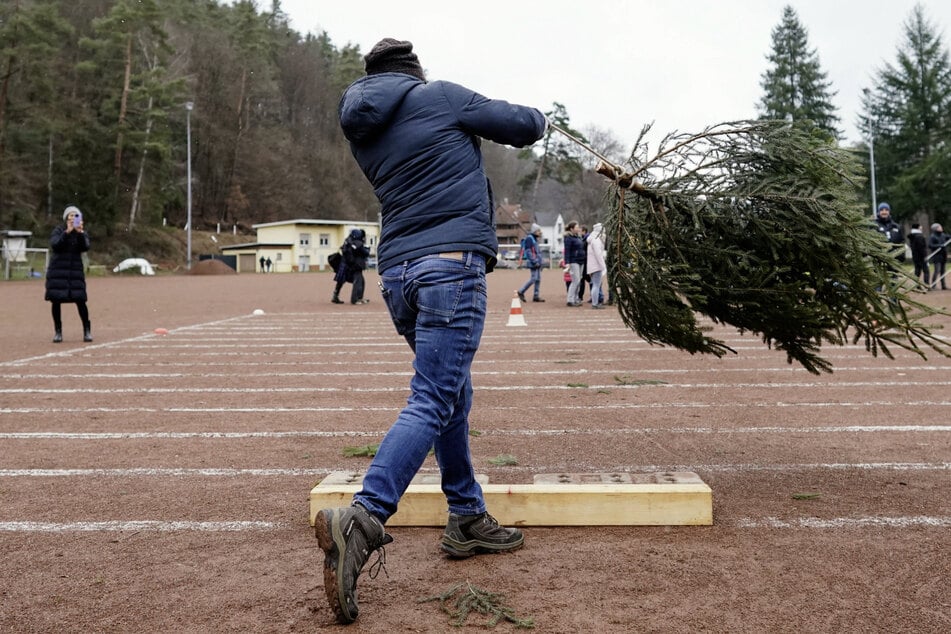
366,545,388,580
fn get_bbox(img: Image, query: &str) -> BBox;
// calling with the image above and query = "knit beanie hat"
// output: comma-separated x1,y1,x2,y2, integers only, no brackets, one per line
530,223,542,235
63,205,81,221
364,38,425,81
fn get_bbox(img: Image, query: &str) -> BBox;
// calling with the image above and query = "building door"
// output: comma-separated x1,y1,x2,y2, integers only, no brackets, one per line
298,255,310,272
238,253,255,273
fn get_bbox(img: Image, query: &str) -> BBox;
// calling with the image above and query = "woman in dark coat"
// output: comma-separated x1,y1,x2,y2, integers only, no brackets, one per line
45,205,92,343
343,228,370,304
332,229,371,305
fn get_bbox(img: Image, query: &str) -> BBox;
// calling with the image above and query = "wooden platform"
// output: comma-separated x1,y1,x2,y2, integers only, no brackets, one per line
309,471,712,526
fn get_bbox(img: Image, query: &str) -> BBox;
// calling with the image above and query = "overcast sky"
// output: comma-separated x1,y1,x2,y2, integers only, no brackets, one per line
275,1,951,153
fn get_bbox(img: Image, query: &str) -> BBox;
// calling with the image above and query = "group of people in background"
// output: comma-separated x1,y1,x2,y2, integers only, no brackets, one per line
876,201,949,290
558,221,610,309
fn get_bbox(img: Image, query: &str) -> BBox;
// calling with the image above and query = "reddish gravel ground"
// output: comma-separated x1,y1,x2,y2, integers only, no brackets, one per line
1,268,950,633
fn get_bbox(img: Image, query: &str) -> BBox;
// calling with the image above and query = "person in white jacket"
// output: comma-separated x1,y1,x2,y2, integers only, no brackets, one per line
586,223,607,309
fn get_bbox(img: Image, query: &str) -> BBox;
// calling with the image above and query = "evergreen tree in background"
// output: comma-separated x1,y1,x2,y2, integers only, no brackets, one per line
859,4,951,225
758,5,840,140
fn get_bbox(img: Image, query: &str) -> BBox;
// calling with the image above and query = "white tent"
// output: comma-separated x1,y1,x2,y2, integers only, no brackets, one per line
113,258,156,276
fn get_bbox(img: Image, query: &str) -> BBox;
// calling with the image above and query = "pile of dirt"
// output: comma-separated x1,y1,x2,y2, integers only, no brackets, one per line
187,259,236,275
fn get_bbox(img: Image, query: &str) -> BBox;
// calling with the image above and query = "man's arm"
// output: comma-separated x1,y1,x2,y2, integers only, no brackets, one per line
440,81,546,148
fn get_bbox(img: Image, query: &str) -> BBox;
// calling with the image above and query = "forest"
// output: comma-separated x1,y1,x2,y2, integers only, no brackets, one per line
1,1,949,262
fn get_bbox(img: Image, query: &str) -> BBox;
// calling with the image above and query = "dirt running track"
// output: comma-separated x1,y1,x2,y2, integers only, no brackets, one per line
1,269,950,633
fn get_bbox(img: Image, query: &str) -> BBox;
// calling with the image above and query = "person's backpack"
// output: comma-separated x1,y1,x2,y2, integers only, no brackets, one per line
519,236,530,262
328,251,342,272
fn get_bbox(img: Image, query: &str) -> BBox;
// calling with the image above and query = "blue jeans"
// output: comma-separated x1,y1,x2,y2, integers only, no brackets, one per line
567,263,583,303
589,270,604,306
354,252,487,522
518,266,542,298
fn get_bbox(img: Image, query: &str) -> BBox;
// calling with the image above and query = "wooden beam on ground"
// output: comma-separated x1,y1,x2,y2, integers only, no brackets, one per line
309,471,712,527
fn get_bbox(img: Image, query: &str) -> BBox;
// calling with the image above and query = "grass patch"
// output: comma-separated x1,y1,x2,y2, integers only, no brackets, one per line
342,444,380,458
418,581,535,628
614,375,669,386
566,382,588,388
791,492,822,500
488,454,518,466
343,443,435,458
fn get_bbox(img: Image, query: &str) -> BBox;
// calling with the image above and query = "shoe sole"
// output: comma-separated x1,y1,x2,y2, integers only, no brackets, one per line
314,510,356,624
439,534,524,558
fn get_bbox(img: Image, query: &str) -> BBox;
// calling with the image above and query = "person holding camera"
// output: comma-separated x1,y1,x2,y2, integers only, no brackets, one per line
45,205,92,343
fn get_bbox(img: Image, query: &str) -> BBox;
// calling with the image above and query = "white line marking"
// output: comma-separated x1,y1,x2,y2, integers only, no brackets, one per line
0,517,945,532
5,380,951,394
6,401,951,414
0,520,278,532
0,468,321,476
0,315,253,367
736,516,951,528
6,366,951,380
1,425,949,440
1,463,948,477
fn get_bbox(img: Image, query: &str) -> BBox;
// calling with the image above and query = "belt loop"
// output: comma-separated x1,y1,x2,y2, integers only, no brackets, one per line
464,251,473,268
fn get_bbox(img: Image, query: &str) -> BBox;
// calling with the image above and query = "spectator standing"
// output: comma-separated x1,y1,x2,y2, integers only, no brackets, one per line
45,205,92,343
587,222,607,309
929,223,948,289
314,37,547,625
517,224,545,303
908,223,930,287
563,221,585,306
342,228,370,304
265,257,272,272
331,247,348,304
259,255,265,272
874,202,905,263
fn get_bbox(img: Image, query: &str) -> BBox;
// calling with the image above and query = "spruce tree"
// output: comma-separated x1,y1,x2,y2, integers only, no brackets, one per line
859,4,951,225
758,5,840,140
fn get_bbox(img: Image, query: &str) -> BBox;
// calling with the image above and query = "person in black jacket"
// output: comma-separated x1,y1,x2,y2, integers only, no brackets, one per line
874,202,905,263
908,223,930,287
928,223,948,290
342,228,370,304
45,206,92,343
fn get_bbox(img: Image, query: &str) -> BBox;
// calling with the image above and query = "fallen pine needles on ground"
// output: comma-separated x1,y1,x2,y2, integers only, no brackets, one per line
418,581,535,628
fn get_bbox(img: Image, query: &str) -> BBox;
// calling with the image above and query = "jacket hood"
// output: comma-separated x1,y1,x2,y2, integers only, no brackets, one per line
339,73,424,144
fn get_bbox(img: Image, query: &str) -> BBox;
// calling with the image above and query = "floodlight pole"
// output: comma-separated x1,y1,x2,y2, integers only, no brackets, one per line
185,101,194,270
869,135,877,219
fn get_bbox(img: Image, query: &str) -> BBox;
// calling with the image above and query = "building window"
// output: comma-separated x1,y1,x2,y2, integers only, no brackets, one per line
319,233,330,247
276,253,282,261
299,233,310,247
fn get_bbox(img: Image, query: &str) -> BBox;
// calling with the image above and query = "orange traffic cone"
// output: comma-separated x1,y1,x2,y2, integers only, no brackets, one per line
507,291,527,327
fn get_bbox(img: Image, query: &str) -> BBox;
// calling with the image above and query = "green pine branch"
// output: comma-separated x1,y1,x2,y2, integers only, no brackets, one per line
604,119,950,374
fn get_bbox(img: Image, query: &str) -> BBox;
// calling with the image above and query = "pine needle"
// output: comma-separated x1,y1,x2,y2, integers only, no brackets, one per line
418,581,535,628
596,120,950,374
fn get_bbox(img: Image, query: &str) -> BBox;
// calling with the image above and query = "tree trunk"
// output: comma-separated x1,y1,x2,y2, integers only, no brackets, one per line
114,34,133,185
128,102,154,230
